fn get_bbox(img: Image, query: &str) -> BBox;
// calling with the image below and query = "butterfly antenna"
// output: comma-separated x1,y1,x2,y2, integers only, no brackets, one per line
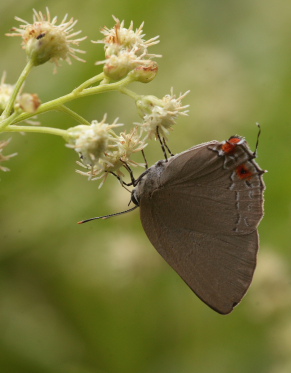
254,122,262,156
78,205,139,224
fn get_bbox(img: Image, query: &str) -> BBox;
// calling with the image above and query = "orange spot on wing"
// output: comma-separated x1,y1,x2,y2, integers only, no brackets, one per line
236,164,253,179
222,137,242,154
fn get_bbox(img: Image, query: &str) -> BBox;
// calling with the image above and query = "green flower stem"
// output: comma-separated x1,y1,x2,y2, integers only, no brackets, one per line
57,105,91,125
119,87,141,101
6,74,135,127
73,72,105,93
5,125,69,139
1,60,34,120
0,111,18,129
81,74,135,96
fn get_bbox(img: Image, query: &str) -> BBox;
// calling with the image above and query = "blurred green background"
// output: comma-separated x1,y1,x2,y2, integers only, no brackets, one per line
1,0,291,372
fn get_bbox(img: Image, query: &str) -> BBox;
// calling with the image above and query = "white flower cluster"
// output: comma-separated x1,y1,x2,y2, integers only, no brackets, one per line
2,9,190,180
67,116,147,187
66,86,189,187
136,89,190,140
95,16,160,82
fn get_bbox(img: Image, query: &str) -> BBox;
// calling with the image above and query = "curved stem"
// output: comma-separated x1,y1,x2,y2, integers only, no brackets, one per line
1,60,34,121
57,105,91,125
5,125,69,139
81,74,135,96
119,87,141,101
73,72,105,93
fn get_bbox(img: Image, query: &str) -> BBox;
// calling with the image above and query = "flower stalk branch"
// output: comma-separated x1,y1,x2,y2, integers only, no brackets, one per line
56,105,91,126
5,124,69,138
0,10,189,182
73,72,105,93
1,60,34,120
4,74,136,128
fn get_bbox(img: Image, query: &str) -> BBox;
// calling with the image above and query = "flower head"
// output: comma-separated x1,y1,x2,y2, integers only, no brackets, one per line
6,7,87,70
102,47,142,81
0,138,17,172
99,16,160,57
136,89,190,140
66,115,122,167
94,16,160,81
72,123,147,188
115,126,147,166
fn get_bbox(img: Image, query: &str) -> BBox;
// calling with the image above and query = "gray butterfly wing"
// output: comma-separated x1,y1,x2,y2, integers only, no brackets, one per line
137,140,265,314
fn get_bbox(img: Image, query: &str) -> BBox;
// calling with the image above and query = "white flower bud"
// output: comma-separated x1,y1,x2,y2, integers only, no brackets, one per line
19,93,41,113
